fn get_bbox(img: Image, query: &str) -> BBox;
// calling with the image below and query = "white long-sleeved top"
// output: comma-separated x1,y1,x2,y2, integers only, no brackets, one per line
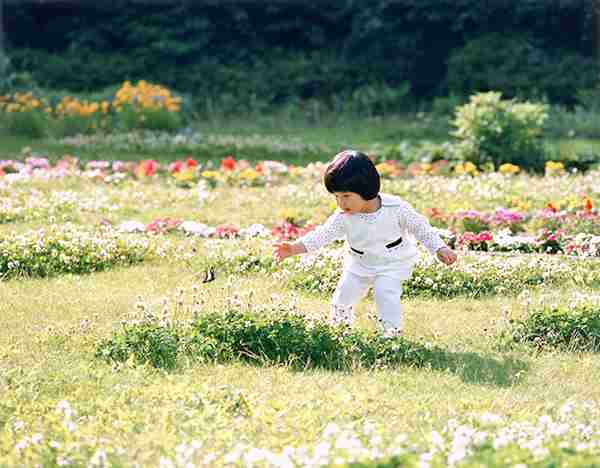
299,193,446,279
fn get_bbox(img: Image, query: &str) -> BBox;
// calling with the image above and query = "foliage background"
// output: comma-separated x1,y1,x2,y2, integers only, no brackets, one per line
4,0,597,109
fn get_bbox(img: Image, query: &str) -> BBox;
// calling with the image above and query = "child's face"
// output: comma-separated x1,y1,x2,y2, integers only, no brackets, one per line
333,191,371,214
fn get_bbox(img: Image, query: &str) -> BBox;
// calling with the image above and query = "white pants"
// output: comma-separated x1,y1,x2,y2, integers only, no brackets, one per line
331,270,403,333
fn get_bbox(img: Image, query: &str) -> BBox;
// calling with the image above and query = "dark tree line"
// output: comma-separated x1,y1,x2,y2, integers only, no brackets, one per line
1,1,598,106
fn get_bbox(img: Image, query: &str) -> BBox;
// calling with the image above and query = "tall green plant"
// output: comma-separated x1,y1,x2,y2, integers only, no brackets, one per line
452,91,548,172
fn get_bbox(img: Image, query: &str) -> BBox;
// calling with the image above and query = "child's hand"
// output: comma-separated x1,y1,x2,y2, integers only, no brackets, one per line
273,241,306,261
436,246,457,265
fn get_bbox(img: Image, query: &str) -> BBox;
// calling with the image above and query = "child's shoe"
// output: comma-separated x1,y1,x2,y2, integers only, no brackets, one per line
381,327,402,339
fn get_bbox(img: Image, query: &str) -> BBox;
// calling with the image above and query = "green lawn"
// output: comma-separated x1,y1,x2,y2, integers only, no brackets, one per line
1,140,600,466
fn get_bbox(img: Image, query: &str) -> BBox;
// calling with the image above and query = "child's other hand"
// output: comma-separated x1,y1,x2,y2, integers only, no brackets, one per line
436,247,457,265
273,241,303,261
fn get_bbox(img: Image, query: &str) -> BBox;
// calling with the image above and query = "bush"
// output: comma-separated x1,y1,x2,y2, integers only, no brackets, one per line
0,224,152,278
452,91,548,172
97,306,439,371
446,34,597,105
545,105,600,139
544,146,600,173
118,105,184,132
501,304,600,352
575,87,600,113
0,108,48,138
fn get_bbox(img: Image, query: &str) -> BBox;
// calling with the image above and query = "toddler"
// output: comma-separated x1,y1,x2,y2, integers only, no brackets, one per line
274,150,457,337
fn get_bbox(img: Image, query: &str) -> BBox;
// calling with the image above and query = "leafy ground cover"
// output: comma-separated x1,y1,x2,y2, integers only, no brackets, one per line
1,130,600,467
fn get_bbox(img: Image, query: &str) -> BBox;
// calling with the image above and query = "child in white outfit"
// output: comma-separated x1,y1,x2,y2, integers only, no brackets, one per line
274,150,457,336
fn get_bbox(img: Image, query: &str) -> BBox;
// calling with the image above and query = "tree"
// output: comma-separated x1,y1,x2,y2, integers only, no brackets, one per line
596,0,600,80
0,0,4,56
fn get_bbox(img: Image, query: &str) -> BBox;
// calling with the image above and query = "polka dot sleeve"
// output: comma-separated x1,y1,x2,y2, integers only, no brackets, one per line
396,203,446,254
298,212,346,252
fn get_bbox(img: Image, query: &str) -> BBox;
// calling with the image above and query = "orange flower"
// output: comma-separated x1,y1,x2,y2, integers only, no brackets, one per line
584,197,593,212
547,201,558,213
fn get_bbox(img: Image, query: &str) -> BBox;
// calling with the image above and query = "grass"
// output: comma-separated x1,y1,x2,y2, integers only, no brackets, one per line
2,267,600,465
1,116,600,466
2,113,599,171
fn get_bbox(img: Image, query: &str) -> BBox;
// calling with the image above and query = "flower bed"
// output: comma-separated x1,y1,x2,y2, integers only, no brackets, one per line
0,224,153,278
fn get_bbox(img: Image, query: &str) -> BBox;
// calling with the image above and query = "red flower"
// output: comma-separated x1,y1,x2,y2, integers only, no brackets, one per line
221,156,236,172
584,197,593,212
477,231,493,242
255,164,263,173
186,158,198,168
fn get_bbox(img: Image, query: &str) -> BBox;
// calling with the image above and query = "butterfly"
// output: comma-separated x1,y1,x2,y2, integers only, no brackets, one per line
201,267,216,284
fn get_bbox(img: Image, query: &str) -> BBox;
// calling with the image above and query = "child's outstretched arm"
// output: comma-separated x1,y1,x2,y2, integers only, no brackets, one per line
397,201,457,265
274,241,307,261
273,212,345,262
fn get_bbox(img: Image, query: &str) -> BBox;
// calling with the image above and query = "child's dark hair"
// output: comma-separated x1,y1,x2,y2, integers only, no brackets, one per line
324,150,380,200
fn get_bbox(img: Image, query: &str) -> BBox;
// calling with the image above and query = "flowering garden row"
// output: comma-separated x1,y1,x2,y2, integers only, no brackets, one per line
0,82,183,135
0,224,151,278
1,153,595,186
116,218,600,257
5,224,599,300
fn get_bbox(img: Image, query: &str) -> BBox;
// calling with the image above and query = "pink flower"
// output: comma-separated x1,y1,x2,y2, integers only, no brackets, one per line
215,224,238,238
169,160,183,173
137,160,159,177
271,222,301,240
146,218,182,234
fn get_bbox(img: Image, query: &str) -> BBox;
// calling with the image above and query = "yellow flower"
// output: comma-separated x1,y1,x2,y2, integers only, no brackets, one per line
239,168,260,181
499,163,520,174
454,161,479,176
545,161,565,175
174,170,195,182
201,170,220,179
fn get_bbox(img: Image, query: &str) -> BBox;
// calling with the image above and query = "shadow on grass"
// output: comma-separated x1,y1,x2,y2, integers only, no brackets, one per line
408,343,529,387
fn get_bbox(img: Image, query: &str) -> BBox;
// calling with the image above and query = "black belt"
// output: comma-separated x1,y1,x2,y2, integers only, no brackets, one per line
350,237,403,255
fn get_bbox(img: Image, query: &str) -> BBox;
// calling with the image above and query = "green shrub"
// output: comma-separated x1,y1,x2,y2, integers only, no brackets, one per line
429,94,466,117
452,91,548,172
501,304,600,352
575,87,600,112
118,105,184,132
350,82,412,117
97,306,440,370
0,225,152,278
446,34,597,105
0,109,48,138
96,320,180,369
545,105,600,139
51,114,104,137
545,146,600,173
